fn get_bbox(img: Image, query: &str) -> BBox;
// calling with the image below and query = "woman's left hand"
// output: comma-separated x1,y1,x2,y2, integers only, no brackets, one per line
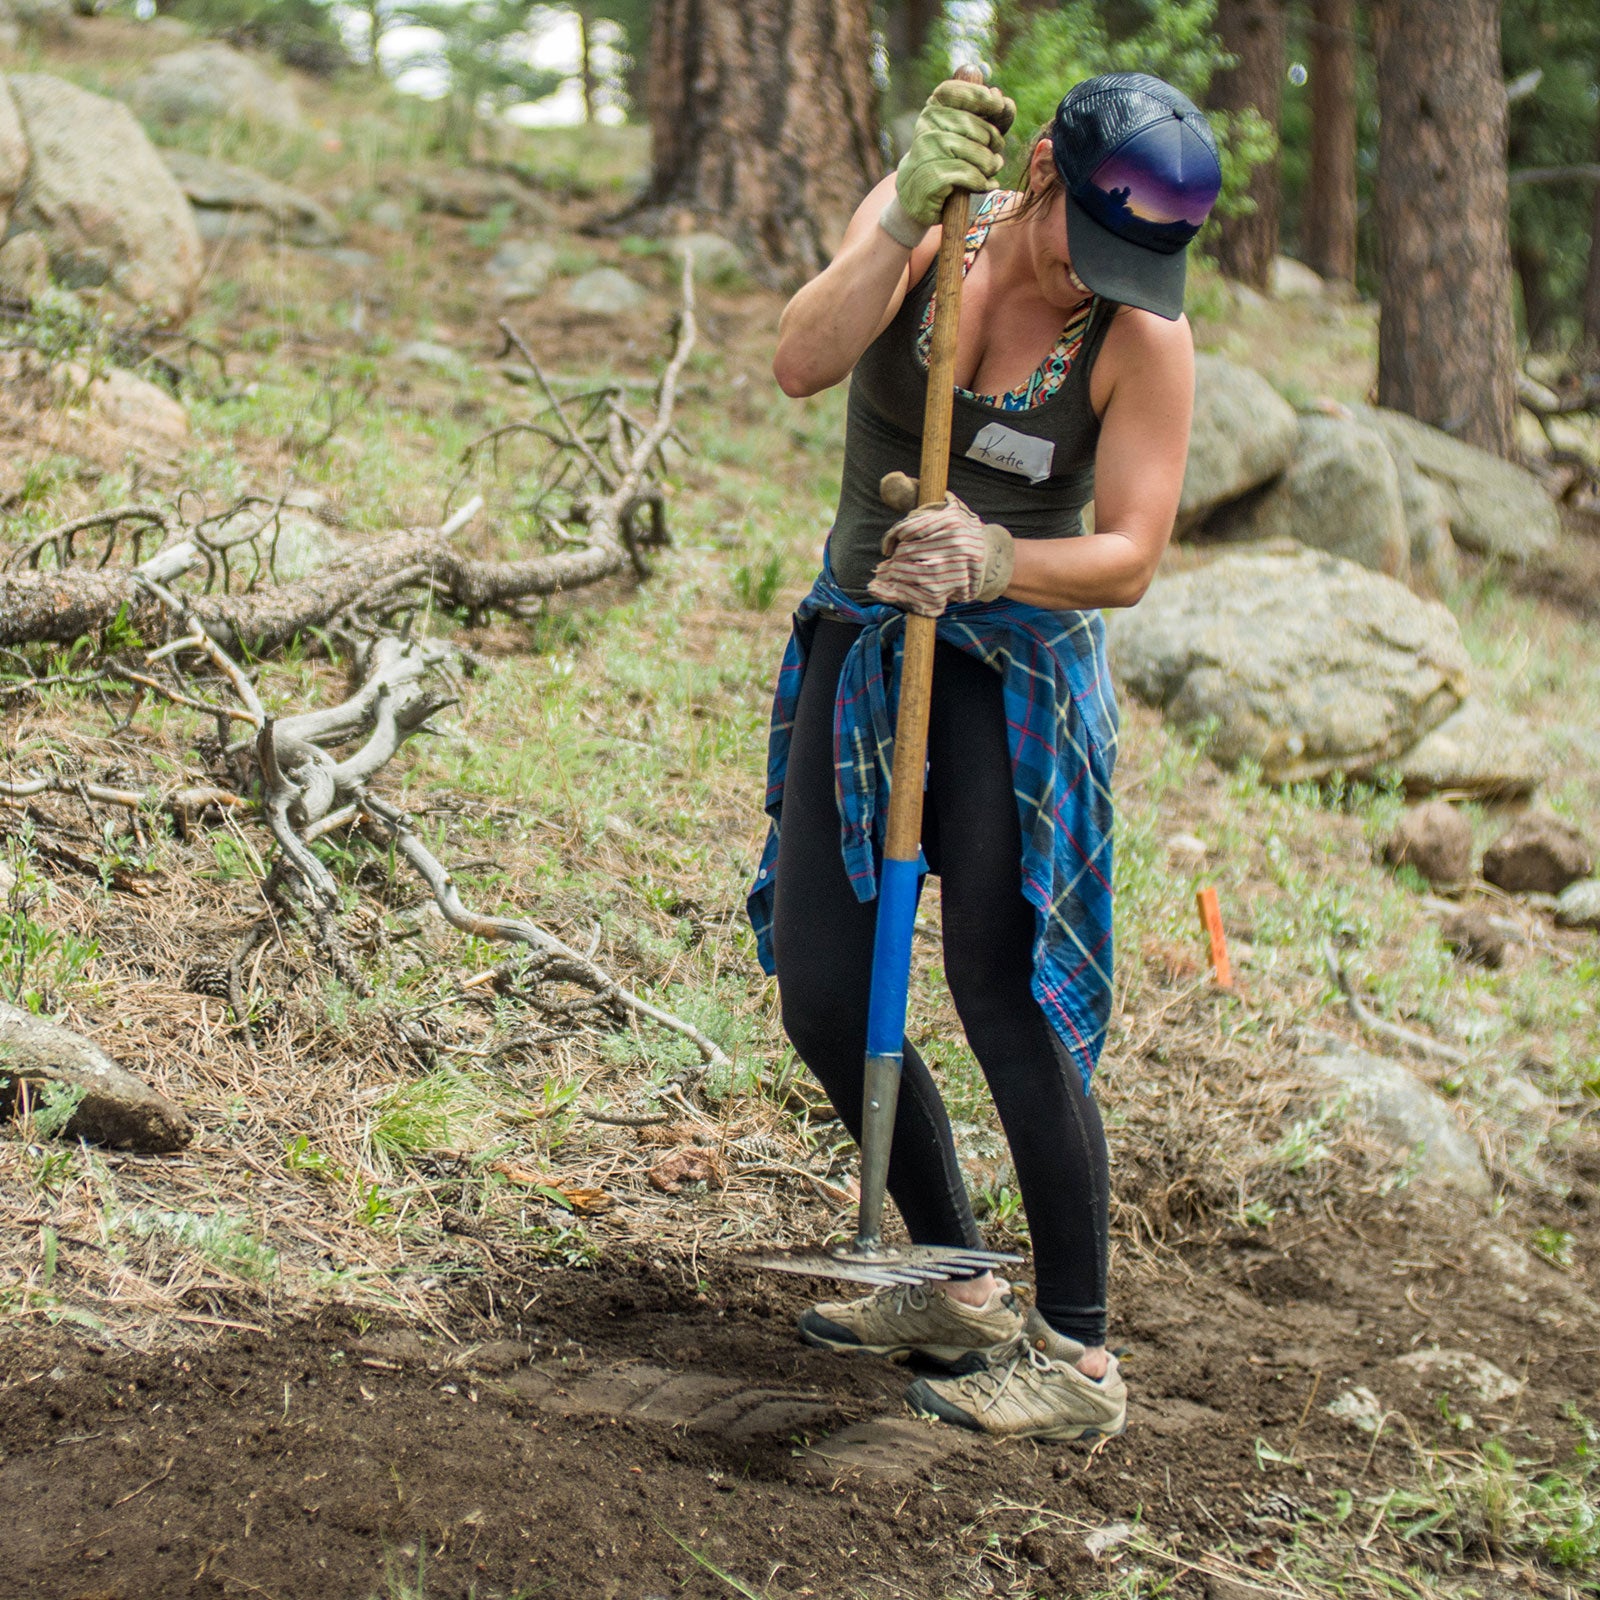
868,482,1015,616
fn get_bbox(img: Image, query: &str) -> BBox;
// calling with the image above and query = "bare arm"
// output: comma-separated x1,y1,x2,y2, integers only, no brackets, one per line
1003,311,1195,611
772,174,941,398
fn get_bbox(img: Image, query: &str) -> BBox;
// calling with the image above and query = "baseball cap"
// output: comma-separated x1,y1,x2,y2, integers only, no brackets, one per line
1051,72,1222,320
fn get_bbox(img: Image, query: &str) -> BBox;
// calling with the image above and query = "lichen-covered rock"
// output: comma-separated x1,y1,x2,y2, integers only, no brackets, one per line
1302,1044,1489,1199
1482,813,1594,895
1178,355,1299,534
1555,879,1600,932
0,1001,192,1151
1385,800,1472,887
1105,541,1469,784
1209,411,1410,579
0,77,28,234
1392,699,1547,800
1350,402,1559,561
160,148,340,247
566,266,648,317
130,42,301,129
5,73,202,321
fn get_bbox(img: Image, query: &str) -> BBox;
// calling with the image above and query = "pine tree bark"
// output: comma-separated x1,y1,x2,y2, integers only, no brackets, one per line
1373,0,1517,458
1303,0,1357,285
1583,112,1600,353
1210,0,1287,288
641,0,882,285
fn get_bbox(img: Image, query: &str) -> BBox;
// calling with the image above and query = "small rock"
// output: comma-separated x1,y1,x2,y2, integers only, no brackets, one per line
487,236,557,300
267,511,341,581
1392,1347,1521,1404
1385,801,1472,887
414,169,531,219
397,339,467,375
1555,879,1600,932
1083,1522,1134,1561
1325,1385,1384,1434
677,230,746,284
0,858,15,894
1303,1044,1490,1198
565,266,648,317
1164,831,1209,870
1439,906,1506,968
1482,813,1594,896
367,198,408,233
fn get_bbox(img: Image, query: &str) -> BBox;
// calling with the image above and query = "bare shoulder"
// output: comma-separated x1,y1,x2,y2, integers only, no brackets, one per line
1091,305,1194,412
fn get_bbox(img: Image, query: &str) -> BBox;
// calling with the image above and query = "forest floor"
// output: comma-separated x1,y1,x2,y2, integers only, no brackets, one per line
2,22,1600,1600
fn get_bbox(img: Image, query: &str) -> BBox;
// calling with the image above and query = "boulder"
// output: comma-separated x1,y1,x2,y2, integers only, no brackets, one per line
397,338,467,376
1350,402,1559,561
1105,541,1469,784
1178,355,1299,534
566,265,648,317
0,1001,193,1151
678,230,746,284
130,42,301,129
1392,699,1547,800
1385,800,1472,888
486,235,556,300
0,229,47,301
1482,813,1594,895
82,364,189,453
1555,879,1600,932
1270,255,1325,299
1439,905,1507,968
0,76,28,232
1396,455,1459,593
5,73,202,321
1302,1045,1490,1199
414,169,532,219
1209,412,1410,579
160,148,341,247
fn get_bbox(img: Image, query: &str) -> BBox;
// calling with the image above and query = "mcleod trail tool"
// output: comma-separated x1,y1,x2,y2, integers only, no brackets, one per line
748,66,1022,1289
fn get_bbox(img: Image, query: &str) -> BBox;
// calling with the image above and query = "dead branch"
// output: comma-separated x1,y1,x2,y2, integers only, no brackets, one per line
0,258,696,656
1321,941,1470,1068
357,791,727,1072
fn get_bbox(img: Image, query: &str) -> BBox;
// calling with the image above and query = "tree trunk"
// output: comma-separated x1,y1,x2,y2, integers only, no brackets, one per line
1303,0,1357,285
642,0,881,284
577,5,598,124
1584,110,1600,353
1373,0,1517,458
1210,0,1286,288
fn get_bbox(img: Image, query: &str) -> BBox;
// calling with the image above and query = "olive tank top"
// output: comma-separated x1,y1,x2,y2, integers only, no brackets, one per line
826,253,1116,601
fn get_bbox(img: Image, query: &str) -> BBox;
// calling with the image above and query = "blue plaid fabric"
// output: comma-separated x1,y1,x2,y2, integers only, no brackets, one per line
747,563,1120,1088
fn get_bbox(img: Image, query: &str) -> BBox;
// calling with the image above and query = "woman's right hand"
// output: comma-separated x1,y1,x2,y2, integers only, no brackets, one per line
895,79,1016,227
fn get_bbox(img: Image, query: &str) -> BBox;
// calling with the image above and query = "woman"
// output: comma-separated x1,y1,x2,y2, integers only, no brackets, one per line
747,72,1221,1441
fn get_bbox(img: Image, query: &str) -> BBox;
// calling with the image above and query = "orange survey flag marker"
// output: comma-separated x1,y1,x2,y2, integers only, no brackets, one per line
1195,886,1234,990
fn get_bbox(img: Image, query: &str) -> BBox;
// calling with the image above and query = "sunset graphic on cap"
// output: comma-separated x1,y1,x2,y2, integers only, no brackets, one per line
1089,121,1219,229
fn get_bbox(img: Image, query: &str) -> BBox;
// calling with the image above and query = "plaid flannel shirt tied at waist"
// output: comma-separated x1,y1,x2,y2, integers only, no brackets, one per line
746,563,1121,1088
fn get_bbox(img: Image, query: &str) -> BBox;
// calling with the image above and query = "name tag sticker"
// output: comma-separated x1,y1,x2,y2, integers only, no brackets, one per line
964,422,1056,484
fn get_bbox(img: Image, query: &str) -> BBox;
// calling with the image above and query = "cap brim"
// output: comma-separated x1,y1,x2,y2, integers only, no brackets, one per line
1064,191,1188,321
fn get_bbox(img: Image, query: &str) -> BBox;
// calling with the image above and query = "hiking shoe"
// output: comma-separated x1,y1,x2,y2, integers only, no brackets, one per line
798,1281,1024,1374
905,1308,1127,1441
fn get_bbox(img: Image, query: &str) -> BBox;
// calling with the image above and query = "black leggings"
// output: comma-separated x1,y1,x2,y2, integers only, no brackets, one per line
771,617,1111,1346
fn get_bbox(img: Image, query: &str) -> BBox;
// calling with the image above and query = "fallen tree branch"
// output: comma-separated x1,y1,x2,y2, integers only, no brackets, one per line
1321,941,1470,1068
358,790,728,1071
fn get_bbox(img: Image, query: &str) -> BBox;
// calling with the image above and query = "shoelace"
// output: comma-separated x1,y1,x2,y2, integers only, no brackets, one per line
964,1337,1064,1414
874,1284,932,1317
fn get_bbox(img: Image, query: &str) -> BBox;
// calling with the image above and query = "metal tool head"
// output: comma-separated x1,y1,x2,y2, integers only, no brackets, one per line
740,1241,1021,1289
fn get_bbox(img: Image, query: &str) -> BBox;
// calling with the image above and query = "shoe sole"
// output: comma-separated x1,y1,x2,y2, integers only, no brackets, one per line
798,1324,992,1376
905,1376,1128,1441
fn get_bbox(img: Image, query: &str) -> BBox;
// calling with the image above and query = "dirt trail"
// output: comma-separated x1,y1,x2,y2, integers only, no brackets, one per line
5,1198,1596,1600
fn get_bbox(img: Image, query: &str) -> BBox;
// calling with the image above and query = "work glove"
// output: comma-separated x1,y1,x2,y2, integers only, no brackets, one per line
878,79,1017,248
867,471,1015,617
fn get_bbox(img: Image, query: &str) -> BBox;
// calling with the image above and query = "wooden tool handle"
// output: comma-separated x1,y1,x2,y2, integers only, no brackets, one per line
882,61,986,864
